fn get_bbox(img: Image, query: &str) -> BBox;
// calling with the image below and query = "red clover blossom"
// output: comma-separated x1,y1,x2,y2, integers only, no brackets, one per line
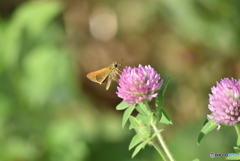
117,65,163,105
208,78,240,125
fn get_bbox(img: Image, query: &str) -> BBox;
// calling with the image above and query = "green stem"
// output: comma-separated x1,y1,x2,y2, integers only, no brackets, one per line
234,124,240,146
151,140,168,161
151,122,175,161
142,101,175,161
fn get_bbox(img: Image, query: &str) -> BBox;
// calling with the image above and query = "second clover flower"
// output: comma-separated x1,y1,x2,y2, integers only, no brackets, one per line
117,65,163,105
208,78,240,125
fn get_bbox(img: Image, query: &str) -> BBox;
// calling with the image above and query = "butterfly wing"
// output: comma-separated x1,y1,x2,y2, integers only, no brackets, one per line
105,74,112,90
105,68,120,90
86,67,111,84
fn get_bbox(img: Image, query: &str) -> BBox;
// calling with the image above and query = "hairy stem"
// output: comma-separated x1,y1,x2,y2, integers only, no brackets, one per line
151,122,175,161
151,140,168,161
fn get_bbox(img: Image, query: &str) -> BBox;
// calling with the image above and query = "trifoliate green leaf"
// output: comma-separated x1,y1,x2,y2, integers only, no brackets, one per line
122,105,135,128
129,134,143,150
129,115,151,140
131,141,147,158
192,159,200,161
137,124,151,140
129,116,139,130
159,109,173,125
197,118,218,145
136,113,152,126
136,102,151,116
234,125,240,146
234,146,240,153
116,101,129,110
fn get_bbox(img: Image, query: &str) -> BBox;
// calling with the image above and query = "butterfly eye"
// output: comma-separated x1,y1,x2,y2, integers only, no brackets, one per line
114,64,118,67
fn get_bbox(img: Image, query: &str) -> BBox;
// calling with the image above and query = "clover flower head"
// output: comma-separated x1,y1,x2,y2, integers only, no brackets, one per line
208,78,240,125
117,65,163,105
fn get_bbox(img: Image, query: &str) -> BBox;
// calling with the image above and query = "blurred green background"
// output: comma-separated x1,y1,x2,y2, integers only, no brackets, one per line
0,0,239,161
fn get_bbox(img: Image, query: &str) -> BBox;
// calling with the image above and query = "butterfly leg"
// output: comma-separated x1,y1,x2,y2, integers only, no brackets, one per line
112,71,121,81
105,75,112,90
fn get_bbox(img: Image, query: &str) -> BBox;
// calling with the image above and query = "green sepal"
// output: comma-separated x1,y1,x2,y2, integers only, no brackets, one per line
129,134,144,150
116,101,129,110
197,118,218,145
122,105,135,128
158,108,173,125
